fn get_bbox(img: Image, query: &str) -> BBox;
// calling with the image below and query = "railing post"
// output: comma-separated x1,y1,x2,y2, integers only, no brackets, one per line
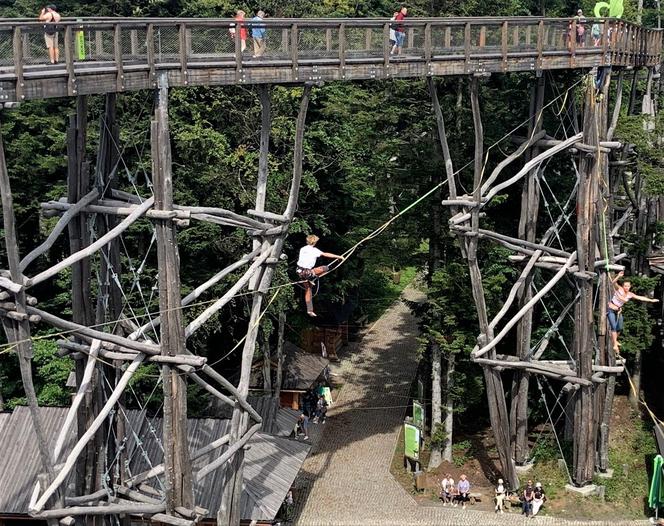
424,23,432,64
570,19,577,67
179,23,188,85
444,26,451,48
479,26,486,47
464,22,471,70
291,24,299,80
12,26,24,101
407,27,414,49
526,24,532,45
147,24,155,87
339,24,346,79
537,20,544,70
512,25,519,47
235,21,244,83
601,20,609,65
130,28,138,56
326,28,332,52
65,25,77,96
281,28,289,54
501,21,508,71
95,28,102,57
365,27,372,51
383,22,390,76
114,23,124,92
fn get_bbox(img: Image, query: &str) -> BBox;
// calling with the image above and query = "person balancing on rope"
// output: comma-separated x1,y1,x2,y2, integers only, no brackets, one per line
608,270,659,355
297,235,344,317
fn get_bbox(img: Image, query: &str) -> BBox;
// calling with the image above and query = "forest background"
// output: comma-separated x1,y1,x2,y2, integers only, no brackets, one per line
0,0,662,475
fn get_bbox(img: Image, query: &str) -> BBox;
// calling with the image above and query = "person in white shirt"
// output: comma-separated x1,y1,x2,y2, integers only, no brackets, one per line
494,478,505,513
297,234,344,317
440,473,454,506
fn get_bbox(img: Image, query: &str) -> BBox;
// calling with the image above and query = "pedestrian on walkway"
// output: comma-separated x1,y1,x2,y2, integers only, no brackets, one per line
457,474,470,509
251,10,267,57
389,11,398,48
494,478,506,514
38,4,61,64
390,6,407,55
229,9,247,52
522,479,534,517
297,411,310,440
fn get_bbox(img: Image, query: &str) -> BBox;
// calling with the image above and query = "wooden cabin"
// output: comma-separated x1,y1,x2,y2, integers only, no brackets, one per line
249,341,330,410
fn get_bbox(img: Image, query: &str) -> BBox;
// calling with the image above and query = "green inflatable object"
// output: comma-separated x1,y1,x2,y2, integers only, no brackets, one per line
593,0,624,18
649,454,663,510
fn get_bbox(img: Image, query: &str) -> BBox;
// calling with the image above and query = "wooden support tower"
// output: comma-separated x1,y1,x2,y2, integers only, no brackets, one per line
437,69,633,488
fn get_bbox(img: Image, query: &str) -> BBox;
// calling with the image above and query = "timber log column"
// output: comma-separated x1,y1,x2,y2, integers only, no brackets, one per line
572,80,605,485
152,72,194,512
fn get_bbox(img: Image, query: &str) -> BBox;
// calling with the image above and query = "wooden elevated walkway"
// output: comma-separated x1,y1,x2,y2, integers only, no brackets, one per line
0,16,660,102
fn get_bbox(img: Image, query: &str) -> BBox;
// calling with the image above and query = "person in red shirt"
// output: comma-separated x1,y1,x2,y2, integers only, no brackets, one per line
390,6,408,55
229,9,248,52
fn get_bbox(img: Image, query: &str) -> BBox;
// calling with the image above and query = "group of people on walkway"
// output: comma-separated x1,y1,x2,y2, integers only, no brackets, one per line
296,387,329,441
439,473,472,509
229,9,268,57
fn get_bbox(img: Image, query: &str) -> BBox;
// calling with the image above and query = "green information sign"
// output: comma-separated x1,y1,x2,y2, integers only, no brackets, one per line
75,27,86,60
413,400,424,429
404,423,420,460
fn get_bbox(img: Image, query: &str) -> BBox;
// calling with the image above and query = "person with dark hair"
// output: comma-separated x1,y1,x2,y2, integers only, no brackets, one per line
251,10,267,57
38,4,61,64
532,482,546,516
608,270,659,355
522,480,534,517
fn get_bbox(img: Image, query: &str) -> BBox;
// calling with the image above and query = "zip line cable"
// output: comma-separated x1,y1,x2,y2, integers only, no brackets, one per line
0,76,587,372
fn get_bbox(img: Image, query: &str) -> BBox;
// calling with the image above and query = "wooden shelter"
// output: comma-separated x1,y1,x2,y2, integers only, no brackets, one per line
248,341,330,409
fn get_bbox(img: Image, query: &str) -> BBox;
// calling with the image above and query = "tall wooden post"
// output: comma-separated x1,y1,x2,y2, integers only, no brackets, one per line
152,72,194,513
595,70,615,472
467,77,519,489
218,84,312,526
66,96,96,499
572,81,600,485
510,74,545,464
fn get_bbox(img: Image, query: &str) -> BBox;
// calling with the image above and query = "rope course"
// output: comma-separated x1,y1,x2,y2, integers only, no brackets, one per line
0,20,660,524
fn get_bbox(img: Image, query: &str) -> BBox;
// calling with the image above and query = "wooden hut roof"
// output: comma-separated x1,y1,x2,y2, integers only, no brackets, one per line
0,406,309,522
250,341,329,392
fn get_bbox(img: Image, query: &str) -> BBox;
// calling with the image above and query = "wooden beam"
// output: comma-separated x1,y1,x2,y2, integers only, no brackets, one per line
152,71,194,514
21,189,99,272
472,252,577,359
28,196,154,287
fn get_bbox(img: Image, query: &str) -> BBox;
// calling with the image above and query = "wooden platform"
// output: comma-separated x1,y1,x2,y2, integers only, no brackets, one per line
0,16,659,102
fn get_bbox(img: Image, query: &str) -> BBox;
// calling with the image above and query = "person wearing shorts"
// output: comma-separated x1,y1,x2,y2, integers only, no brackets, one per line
607,270,659,355
39,4,61,64
390,6,407,55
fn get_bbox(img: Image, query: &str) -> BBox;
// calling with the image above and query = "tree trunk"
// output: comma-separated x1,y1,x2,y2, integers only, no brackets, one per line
442,352,455,462
428,343,443,469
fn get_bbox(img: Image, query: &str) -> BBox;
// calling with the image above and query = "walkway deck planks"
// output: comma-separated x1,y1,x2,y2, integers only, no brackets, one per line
0,16,659,102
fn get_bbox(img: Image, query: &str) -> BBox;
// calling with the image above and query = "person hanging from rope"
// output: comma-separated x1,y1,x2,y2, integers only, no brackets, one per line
608,270,659,355
296,234,344,317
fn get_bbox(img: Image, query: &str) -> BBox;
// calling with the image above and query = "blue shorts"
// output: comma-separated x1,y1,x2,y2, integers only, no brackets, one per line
607,310,623,332
395,31,405,47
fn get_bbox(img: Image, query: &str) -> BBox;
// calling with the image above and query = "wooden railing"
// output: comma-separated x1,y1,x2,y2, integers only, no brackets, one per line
0,17,659,101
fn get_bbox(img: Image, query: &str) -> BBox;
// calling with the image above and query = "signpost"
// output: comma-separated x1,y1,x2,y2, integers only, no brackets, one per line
404,423,420,461
413,400,424,429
